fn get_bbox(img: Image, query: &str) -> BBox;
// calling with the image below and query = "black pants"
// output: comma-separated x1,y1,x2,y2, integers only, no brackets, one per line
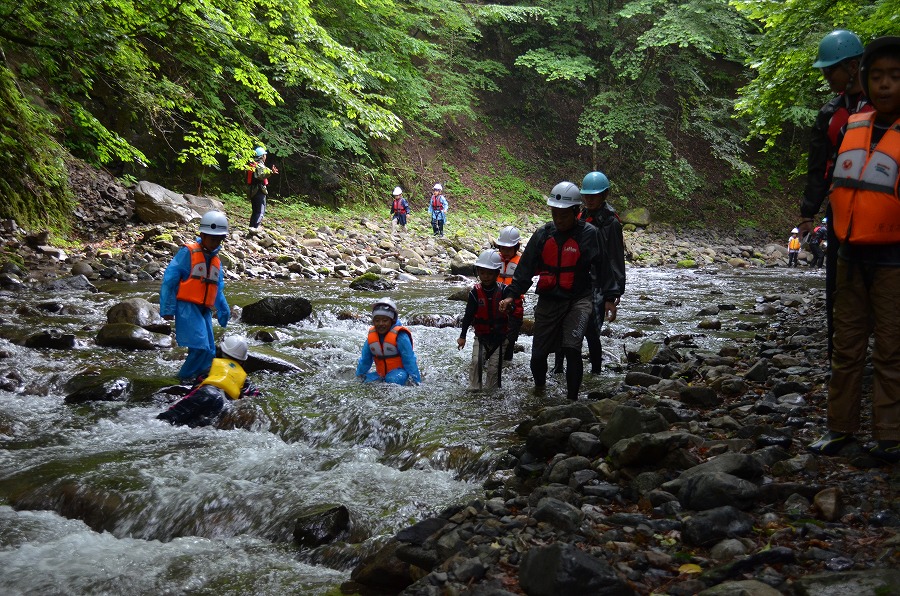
553,313,603,374
157,385,227,427
250,191,266,228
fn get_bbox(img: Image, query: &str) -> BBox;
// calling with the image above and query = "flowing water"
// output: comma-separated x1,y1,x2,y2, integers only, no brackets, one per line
0,267,822,595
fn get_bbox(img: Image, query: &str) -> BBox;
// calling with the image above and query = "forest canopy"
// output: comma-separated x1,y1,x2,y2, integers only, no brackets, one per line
0,0,898,230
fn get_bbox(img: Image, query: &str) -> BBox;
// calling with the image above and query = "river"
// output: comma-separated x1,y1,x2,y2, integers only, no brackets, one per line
0,266,822,595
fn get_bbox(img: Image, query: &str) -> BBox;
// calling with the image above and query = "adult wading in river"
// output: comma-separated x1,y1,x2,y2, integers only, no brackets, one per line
160,211,231,383
798,30,872,361
499,181,613,401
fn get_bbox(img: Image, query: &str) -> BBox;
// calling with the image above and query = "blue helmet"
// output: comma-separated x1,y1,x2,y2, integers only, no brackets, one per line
812,30,864,68
254,146,267,158
581,171,610,195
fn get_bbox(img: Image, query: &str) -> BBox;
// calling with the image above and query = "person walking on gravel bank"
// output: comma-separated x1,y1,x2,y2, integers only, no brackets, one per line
429,184,448,237
247,146,278,231
390,187,410,234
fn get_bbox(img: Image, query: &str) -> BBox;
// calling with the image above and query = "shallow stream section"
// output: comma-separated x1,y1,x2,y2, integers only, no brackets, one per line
0,267,821,594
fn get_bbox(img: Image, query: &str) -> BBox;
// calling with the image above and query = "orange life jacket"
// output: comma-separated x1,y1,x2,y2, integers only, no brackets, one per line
367,326,412,378
175,242,221,308
431,194,444,211
498,255,524,317
830,113,900,244
392,198,408,215
536,235,581,292
788,237,801,251
472,284,508,337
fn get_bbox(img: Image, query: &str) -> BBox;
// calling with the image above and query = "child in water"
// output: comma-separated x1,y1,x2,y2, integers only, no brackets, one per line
457,249,508,390
356,298,421,385
157,336,260,427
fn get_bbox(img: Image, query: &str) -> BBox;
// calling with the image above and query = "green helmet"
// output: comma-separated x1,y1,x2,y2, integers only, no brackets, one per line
581,171,610,195
812,30,864,68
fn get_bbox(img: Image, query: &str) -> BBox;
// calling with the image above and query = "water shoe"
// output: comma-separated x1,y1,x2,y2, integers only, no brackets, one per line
807,431,854,456
868,440,900,464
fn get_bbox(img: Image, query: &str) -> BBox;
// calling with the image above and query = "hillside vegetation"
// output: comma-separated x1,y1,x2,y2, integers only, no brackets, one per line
0,0,896,236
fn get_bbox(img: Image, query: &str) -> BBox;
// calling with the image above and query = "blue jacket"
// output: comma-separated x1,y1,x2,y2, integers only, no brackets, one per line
428,195,448,222
355,320,422,384
160,239,229,350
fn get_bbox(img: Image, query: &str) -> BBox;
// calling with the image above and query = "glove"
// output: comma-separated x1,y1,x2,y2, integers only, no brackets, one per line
218,311,230,328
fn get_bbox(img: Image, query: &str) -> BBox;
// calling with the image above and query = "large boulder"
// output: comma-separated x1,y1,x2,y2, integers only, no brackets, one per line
106,298,171,333
619,207,651,227
133,181,201,224
96,323,173,350
241,296,312,326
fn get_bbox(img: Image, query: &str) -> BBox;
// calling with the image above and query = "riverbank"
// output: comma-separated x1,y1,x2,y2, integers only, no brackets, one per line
341,279,899,595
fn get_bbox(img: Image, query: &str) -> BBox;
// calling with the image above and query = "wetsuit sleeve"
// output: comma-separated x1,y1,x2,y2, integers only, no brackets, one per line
459,289,478,339
442,197,448,212
356,338,374,377
801,103,835,218
396,331,421,384
604,218,626,301
504,228,542,299
160,247,191,317
240,379,261,398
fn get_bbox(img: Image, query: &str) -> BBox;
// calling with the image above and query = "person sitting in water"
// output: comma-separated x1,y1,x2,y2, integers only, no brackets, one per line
157,335,260,427
356,298,421,385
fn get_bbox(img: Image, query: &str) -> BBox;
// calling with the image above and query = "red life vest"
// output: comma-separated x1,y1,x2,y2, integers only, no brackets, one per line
472,284,508,337
498,255,524,318
392,198,407,214
830,113,900,244
247,161,268,186
431,194,444,211
175,242,221,308
825,94,874,179
536,235,581,292
367,325,412,378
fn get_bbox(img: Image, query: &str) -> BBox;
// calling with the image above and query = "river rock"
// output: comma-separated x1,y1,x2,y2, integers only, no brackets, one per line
678,472,759,511
681,506,755,546
35,274,97,293
65,375,132,403
293,503,351,547
599,405,669,448
518,542,633,596
95,323,173,350
107,298,171,333
240,296,312,326
348,272,396,292
24,329,76,349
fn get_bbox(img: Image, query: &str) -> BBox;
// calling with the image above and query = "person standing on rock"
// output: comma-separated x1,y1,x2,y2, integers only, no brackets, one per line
807,36,900,464
495,226,524,362
428,184,448,237
160,211,231,383
390,187,410,234
247,146,278,231
498,181,611,401
787,228,801,267
356,297,421,385
157,336,260,427
798,30,872,358
457,249,508,390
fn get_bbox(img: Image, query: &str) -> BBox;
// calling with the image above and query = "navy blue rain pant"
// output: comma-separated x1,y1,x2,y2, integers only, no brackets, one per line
157,385,227,427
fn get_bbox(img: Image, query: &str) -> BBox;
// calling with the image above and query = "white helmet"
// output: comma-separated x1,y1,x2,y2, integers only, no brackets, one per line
475,249,503,270
199,211,229,236
372,297,398,320
547,181,582,208
392,186,403,196
220,335,249,361
791,228,799,234
433,183,443,191
495,226,521,247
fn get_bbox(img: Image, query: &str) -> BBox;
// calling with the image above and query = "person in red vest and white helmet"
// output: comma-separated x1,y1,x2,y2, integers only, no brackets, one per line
160,211,231,383
390,186,410,234
499,181,614,401
428,183,449,237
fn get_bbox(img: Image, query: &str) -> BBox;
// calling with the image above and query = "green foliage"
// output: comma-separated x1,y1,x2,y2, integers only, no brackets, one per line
0,64,74,230
732,0,897,148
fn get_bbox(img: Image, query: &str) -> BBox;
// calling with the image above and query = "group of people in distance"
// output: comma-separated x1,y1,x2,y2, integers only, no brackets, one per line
786,218,827,268
389,184,449,237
